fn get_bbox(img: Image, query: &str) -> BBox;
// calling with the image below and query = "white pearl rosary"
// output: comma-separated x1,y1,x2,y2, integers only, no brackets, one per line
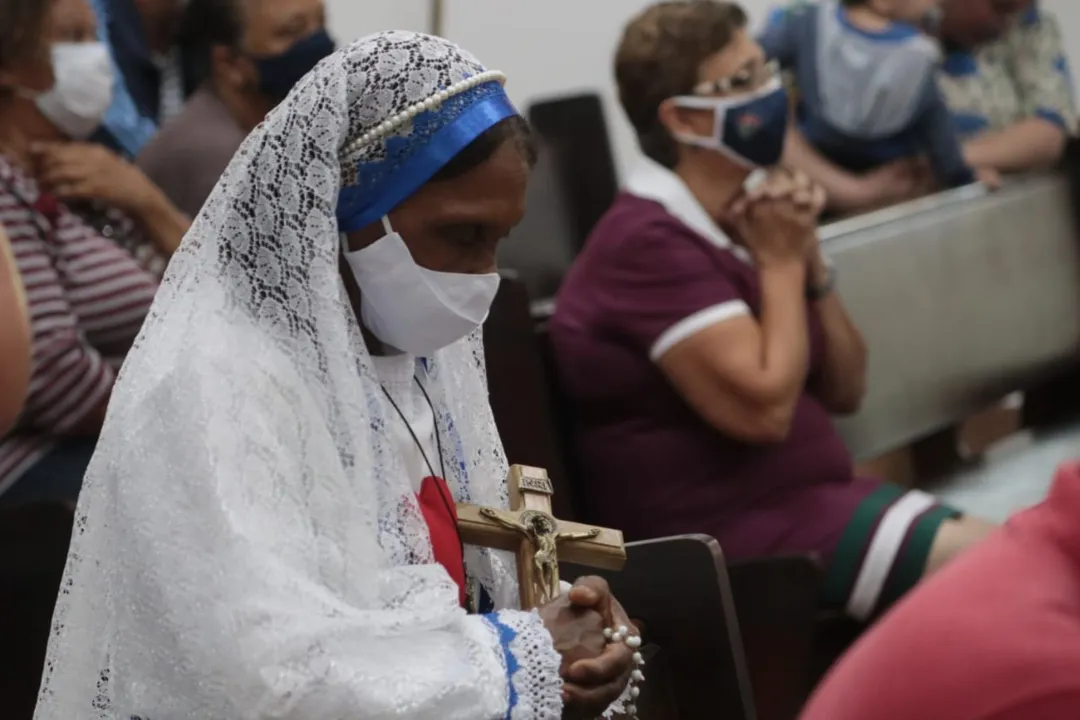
603,625,645,719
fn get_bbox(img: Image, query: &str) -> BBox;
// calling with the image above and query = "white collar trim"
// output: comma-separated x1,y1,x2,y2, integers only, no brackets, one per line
624,157,752,264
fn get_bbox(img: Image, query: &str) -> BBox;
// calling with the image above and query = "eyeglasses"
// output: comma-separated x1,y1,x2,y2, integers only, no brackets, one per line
692,59,781,97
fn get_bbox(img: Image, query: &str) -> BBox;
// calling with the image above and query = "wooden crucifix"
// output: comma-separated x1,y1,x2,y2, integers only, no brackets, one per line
458,465,626,609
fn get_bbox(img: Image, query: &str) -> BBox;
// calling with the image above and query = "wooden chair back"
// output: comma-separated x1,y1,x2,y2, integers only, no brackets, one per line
565,535,758,720
728,556,824,719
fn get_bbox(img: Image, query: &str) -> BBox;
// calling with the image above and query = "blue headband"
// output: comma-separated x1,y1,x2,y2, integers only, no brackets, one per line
337,81,519,233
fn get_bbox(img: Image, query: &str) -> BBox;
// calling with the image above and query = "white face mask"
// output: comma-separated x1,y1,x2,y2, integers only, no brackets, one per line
30,43,114,140
342,216,501,356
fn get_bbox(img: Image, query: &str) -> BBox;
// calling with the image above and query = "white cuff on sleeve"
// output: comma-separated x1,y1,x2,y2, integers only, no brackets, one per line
649,300,750,361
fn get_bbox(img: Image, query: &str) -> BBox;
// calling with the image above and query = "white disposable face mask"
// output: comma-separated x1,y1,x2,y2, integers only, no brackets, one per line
341,216,501,357
30,42,114,140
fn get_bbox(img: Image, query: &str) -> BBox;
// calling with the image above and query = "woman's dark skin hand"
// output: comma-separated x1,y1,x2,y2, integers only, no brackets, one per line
538,576,637,719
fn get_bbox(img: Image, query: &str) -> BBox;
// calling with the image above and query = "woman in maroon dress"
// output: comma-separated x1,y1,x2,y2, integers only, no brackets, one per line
550,0,995,621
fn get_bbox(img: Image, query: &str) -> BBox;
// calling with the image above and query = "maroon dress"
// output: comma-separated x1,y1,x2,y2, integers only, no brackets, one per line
549,160,958,620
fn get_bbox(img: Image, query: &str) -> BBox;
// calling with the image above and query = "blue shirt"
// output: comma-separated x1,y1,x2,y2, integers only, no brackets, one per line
760,1,973,186
88,0,160,157
937,4,1076,141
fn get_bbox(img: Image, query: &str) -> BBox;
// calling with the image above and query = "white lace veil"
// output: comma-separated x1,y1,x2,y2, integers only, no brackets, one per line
34,31,527,719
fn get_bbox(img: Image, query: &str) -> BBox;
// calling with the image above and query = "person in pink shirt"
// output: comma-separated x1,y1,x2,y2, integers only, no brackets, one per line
801,462,1080,720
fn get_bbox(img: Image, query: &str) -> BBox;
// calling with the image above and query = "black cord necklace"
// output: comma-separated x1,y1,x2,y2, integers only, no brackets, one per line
380,376,463,559
380,377,447,481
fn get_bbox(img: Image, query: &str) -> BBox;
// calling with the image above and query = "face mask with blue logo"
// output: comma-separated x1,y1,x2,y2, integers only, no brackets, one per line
252,29,336,100
670,77,790,168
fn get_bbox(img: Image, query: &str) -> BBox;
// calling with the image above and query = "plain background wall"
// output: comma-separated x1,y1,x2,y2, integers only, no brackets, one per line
325,0,431,42
442,0,778,179
327,0,1080,180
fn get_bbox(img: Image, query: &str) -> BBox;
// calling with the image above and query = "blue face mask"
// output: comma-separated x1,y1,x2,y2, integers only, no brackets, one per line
671,78,790,168
252,29,335,100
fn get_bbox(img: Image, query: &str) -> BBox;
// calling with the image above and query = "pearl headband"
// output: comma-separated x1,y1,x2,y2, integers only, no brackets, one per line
341,69,508,163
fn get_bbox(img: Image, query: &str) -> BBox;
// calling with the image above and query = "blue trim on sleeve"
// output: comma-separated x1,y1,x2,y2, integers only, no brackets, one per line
483,613,521,718
942,52,979,78
1035,107,1068,130
1020,4,1040,27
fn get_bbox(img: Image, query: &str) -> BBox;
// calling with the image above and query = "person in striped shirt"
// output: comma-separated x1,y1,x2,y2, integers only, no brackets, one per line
0,0,189,505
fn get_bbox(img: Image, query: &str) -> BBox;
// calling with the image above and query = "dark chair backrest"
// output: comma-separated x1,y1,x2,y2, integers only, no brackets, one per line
1023,137,1080,429
0,502,74,720
483,275,581,520
527,94,619,254
497,143,579,299
728,556,824,720
565,535,758,720
496,94,619,300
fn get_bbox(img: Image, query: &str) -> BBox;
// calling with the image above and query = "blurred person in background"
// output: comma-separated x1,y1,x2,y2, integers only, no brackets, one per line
0,0,181,506
0,226,31,437
760,0,995,214
903,0,1077,480
88,0,191,156
940,0,1076,174
777,0,1074,213
552,1,996,624
136,0,333,217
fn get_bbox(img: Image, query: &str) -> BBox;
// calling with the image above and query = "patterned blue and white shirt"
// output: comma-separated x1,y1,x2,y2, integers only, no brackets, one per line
938,4,1077,140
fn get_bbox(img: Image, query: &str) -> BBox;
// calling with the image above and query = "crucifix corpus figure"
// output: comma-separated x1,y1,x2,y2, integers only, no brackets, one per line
481,508,601,605
458,465,627,608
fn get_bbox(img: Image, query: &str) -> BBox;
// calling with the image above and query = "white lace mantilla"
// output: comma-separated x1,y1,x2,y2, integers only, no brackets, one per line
33,32,563,720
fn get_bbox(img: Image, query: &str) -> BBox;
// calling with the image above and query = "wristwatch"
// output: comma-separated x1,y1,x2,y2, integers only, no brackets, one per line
807,256,836,301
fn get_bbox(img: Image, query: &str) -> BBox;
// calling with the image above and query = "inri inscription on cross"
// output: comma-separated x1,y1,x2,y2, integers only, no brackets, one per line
457,465,626,609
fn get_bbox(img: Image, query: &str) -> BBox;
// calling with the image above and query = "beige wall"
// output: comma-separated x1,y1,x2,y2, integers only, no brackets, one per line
325,1,1080,180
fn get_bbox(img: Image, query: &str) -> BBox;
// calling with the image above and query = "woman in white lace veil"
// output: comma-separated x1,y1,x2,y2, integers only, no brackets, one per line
33,31,635,720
